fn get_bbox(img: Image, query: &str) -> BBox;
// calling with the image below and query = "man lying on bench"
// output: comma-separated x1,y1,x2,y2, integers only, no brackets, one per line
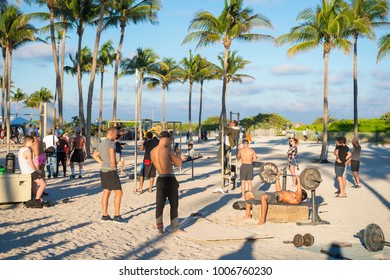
242,174,307,225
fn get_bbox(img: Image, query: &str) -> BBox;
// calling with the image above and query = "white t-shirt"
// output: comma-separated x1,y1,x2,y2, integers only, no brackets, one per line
43,134,59,150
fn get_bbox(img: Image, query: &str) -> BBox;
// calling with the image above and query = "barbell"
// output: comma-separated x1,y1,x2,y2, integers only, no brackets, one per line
283,233,315,247
357,223,389,252
259,162,323,191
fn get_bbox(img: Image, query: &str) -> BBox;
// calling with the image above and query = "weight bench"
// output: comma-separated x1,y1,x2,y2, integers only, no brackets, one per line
233,199,310,223
182,156,203,178
0,174,32,203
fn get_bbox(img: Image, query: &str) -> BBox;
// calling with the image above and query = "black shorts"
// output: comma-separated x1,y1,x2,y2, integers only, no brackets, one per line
70,149,85,163
31,171,42,181
240,164,253,181
141,163,156,179
351,160,360,172
100,170,122,191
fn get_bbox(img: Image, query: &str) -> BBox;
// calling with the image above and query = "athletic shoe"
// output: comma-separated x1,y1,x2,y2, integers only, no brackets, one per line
101,215,112,222
352,184,361,188
70,175,75,179
78,175,82,179
113,215,127,224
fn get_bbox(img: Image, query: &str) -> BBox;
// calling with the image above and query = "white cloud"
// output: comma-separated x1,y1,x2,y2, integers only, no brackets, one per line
271,64,312,75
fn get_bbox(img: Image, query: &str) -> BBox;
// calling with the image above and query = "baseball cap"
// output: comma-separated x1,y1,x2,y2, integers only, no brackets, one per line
159,131,171,138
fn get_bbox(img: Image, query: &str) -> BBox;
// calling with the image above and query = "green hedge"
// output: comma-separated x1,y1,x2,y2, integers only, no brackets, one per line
296,118,390,133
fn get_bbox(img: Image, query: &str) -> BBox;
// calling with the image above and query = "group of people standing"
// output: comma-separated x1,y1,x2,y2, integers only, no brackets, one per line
17,126,88,206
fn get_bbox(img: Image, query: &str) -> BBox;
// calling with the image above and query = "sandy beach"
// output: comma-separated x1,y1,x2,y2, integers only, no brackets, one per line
0,135,389,261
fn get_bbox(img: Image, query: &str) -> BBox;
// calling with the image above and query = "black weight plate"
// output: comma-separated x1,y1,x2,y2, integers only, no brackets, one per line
364,224,385,252
300,166,322,191
259,162,278,183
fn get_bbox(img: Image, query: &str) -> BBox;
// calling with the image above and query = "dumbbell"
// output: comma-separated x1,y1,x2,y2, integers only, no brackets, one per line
283,233,315,247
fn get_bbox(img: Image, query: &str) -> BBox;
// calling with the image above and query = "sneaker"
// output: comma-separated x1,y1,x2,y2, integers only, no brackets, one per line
352,184,361,188
70,175,75,179
78,175,82,179
112,215,127,224
101,215,112,222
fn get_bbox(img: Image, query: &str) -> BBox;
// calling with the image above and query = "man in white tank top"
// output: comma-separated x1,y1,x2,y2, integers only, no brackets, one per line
18,135,46,202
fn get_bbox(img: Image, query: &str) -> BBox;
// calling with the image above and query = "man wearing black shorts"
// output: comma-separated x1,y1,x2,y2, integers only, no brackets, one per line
92,127,125,224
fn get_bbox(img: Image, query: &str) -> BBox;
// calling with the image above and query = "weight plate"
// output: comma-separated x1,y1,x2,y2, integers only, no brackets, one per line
364,224,385,252
303,233,315,247
259,162,279,183
300,166,322,191
293,234,304,248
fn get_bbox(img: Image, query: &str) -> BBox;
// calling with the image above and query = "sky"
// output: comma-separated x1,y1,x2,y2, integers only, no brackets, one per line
4,0,390,125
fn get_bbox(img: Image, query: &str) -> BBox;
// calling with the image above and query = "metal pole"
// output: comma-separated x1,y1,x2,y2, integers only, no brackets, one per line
134,69,139,193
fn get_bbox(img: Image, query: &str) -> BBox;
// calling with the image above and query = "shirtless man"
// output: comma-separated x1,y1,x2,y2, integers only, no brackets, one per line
150,131,184,235
70,127,87,179
30,131,46,180
243,174,307,224
237,139,257,199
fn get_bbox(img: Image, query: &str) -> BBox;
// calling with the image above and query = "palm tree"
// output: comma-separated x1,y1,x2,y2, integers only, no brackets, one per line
85,0,109,156
11,88,26,116
217,50,254,90
0,4,39,150
66,0,99,131
31,87,54,133
183,0,274,127
24,0,65,127
0,0,7,12
180,50,204,142
97,39,115,138
64,46,92,82
106,0,161,122
196,57,218,143
347,0,389,138
278,0,351,163
23,94,39,122
120,47,159,138
377,33,390,61
145,57,183,124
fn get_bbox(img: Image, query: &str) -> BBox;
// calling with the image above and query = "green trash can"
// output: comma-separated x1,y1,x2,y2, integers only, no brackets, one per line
0,166,5,175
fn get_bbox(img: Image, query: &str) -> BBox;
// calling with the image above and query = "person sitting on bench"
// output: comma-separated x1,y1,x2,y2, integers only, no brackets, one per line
181,142,200,161
243,174,307,224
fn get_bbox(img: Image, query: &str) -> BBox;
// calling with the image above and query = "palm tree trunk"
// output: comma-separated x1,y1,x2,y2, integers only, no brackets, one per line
113,25,126,122
162,86,165,124
198,80,204,143
59,24,68,129
1,50,5,130
98,70,104,139
86,0,105,157
320,51,329,163
188,80,193,142
353,35,358,139
5,47,10,153
15,102,18,117
220,47,229,131
77,26,86,131
49,3,62,130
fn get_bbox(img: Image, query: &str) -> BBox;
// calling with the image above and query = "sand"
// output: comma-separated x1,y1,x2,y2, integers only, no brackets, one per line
0,136,389,260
